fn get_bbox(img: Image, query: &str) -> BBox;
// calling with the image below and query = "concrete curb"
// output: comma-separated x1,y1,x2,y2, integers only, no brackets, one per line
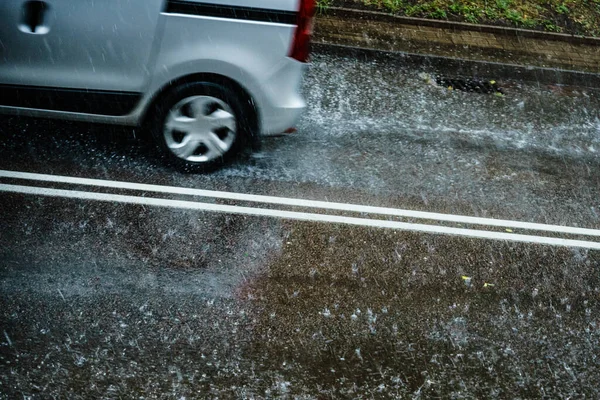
313,43,600,88
314,7,600,84
325,7,600,46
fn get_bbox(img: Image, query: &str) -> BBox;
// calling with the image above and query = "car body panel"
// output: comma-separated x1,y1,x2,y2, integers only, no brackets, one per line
151,11,305,134
0,0,307,135
0,0,164,92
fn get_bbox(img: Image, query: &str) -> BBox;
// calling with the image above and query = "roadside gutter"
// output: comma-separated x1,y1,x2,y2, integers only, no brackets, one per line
314,7,600,86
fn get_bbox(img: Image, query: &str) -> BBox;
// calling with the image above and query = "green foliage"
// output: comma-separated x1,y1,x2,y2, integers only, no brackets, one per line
484,7,500,20
543,20,562,32
449,2,481,23
316,0,332,13
555,4,570,14
505,9,524,25
495,0,511,12
430,8,448,18
318,0,600,36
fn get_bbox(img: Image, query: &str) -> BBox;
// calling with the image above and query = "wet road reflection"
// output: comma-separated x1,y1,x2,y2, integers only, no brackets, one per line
1,50,599,398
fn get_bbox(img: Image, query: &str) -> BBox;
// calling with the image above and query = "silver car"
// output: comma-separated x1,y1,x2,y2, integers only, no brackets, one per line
0,0,315,170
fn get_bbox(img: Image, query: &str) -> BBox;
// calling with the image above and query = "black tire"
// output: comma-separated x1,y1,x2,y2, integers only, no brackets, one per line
148,81,253,172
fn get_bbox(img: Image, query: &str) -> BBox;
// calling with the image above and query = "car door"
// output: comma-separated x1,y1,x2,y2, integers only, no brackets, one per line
0,0,164,113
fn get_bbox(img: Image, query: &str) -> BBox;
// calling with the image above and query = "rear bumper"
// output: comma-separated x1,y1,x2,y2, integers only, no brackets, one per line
257,57,307,136
261,99,306,136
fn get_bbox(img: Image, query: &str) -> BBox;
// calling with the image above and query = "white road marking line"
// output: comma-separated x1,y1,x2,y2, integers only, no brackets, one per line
1,169,599,238
1,183,599,250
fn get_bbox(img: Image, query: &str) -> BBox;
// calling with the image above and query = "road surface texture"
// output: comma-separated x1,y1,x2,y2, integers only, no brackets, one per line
1,50,600,398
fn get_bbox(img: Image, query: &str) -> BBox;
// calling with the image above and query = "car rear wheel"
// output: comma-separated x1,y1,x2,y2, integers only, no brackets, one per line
149,81,250,172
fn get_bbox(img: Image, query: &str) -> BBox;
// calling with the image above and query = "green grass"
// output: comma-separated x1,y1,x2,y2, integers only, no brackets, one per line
317,0,600,36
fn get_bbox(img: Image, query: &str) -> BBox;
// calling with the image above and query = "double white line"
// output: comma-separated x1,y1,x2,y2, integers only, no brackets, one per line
1,169,600,249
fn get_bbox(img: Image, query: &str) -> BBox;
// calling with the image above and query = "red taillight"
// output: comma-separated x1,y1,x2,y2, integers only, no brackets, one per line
289,0,316,63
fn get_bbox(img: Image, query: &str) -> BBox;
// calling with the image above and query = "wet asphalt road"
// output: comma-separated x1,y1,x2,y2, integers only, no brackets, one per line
1,51,600,398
